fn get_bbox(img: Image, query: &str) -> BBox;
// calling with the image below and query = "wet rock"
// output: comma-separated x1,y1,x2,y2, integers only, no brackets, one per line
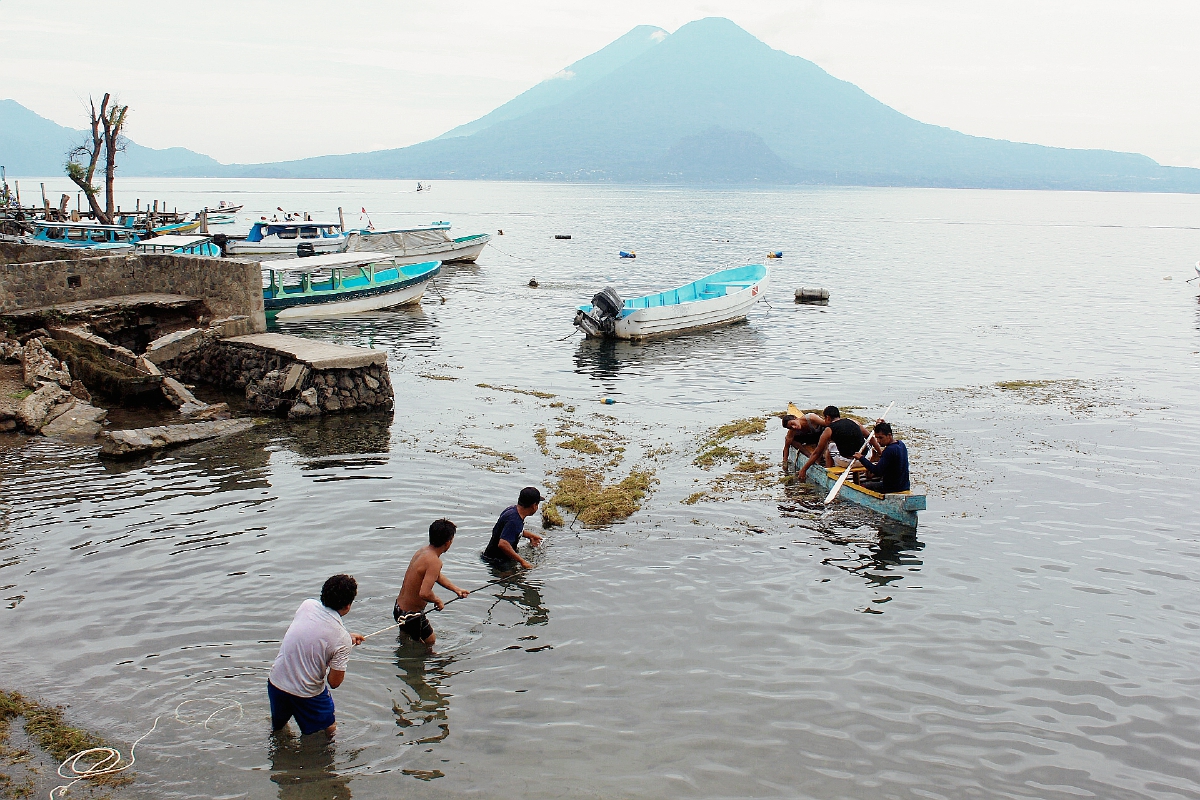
41,401,107,441
17,328,51,345
161,376,201,408
21,338,73,389
181,402,230,421
0,419,16,432
17,382,72,432
282,363,309,393
0,340,22,362
99,418,255,458
70,380,92,403
288,402,319,419
143,327,207,365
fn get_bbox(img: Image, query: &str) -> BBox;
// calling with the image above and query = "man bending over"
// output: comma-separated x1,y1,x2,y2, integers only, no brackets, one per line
394,519,469,647
482,487,546,570
268,574,365,737
797,406,871,481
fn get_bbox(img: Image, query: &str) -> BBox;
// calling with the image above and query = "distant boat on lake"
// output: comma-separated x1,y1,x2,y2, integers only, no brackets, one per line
226,220,347,258
344,222,489,264
262,251,440,319
574,264,767,340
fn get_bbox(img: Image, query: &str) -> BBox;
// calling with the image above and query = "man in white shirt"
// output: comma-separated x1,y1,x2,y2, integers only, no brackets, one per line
268,574,365,736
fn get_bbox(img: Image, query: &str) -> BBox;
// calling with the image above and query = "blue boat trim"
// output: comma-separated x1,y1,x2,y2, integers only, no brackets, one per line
578,264,767,317
786,446,926,527
263,260,441,314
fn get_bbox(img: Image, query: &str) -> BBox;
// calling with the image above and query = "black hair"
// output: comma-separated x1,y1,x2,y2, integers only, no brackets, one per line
874,421,893,436
429,518,457,547
321,574,358,610
781,414,797,427
824,405,840,419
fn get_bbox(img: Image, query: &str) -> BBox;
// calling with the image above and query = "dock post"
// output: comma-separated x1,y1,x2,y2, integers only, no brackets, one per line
200,209,208,234
41,183,49,212
338,207,345,231
14,181,20,206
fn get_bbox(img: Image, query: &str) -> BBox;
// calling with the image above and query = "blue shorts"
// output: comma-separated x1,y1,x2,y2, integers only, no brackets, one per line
268,680,335,735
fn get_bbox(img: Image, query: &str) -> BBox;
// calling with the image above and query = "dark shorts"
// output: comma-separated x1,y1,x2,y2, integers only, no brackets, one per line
393,603,434,642
268,680,335,735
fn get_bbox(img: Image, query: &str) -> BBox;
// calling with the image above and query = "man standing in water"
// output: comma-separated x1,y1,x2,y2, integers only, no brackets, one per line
482,487,546,570
268,574,365,737
394,519,470,647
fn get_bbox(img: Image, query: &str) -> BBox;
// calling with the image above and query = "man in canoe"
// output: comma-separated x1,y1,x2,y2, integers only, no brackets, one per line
268,574,365,737
393,519,470,647
796,406,872,481
482,487,546,570
781,411,826,464
853,422,910,493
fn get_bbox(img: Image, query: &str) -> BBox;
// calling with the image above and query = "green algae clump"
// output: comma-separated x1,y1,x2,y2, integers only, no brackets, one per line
557,435,602,455
550,468,656,528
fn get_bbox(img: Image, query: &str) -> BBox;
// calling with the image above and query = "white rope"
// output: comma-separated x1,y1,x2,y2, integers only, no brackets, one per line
174,698,245,730
50,717,158,799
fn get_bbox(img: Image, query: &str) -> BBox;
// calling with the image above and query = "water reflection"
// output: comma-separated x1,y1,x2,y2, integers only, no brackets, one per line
273,306,440,354
572,321,763,384
97,426,273,490
268,730,352,800
280,413,393,460
479,566,549,627
391,646,454,746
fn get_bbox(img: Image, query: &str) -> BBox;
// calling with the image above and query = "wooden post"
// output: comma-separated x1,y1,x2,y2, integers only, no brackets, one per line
136,198,140,211
58,194,69,221
41,183,49,211
338,206,345,231
14,181,20,206
200,209,208,234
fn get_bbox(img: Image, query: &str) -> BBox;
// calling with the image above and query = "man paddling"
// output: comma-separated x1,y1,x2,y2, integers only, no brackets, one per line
482,487,546,570
797,406,872,481
394,519,470,647
268,574,365,737
853,422,910,493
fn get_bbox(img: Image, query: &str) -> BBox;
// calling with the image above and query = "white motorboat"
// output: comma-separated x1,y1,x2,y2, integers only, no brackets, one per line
574,265,768,340
226,221,347,258
345,222,489,264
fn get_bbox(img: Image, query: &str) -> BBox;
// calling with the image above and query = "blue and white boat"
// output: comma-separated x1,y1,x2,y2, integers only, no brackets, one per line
262,251,441,320
574,264,768,340
226,220,347,258
134,234,222,257
345,221,490,264
31,221,138,251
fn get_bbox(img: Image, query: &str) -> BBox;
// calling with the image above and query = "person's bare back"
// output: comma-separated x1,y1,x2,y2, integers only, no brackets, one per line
396,546,446,614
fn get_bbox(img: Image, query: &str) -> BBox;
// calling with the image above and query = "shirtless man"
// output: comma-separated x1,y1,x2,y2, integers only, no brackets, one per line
393,519,469,647
781,412,826,465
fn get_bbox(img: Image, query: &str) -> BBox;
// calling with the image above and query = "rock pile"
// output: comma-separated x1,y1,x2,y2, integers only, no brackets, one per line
0,330,106,437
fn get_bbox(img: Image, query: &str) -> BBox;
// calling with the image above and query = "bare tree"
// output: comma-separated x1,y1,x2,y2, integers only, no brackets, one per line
65,94,128,225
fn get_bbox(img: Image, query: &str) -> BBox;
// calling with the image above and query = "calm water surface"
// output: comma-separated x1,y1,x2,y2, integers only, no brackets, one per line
2,180,1200,799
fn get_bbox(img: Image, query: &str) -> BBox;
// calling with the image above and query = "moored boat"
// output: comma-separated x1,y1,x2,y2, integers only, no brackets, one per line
261,251,440,320
134,234,222,257
345,222,489,264
227,221,348,258
30,221,137,251
573,264,767,340
793,458,926,527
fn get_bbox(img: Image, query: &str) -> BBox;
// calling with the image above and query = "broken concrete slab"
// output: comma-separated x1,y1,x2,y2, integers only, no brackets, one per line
225,333,387,370
41,402,107,441
161,376,201,408
181,402,230,421
49,326,138,366
17,382,72,432
209,316,255,338
282,363,309,393
20,338,73,389
98,418,254,458
135,356,162,376
144,327,208,364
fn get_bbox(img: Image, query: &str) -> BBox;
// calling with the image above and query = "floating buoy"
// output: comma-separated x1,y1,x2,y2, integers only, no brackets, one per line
528,278,539,288
619,251,636,259
554,234,572,240
498,229,504,235
601,398,616,405
795,287,830,303
767,251,783,259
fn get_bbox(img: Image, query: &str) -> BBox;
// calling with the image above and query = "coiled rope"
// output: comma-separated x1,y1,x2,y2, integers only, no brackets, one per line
51,717,159,799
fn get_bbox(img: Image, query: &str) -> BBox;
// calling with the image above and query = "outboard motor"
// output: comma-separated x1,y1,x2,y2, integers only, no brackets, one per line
573,286,623,337
296,241,316,257
211,233,228,257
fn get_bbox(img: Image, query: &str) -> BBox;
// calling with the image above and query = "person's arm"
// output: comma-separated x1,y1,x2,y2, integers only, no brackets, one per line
498,538,532,569
437,572,470,599
782,428,796,462
798,429,832,478
856,445,893,476
327,669,346,689
420,563,444,610
523,529,543,546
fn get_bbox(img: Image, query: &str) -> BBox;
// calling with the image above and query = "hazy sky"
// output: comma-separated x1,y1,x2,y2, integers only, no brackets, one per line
4,1,1198,167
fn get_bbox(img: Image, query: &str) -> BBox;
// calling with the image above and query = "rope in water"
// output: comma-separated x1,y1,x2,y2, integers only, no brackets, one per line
50,717,159,800
360,577,512,640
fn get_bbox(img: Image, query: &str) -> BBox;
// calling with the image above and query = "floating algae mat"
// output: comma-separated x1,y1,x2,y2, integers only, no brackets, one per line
547,468,657,528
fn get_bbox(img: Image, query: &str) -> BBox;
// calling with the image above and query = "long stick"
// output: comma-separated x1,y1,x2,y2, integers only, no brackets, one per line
823,402,893,505
360,578,511,641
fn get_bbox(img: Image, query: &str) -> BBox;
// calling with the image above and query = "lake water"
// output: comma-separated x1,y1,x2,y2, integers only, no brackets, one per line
3,179,1200,799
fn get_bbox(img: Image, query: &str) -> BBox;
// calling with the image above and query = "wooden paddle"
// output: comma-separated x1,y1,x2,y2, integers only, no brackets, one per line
823,402,893,505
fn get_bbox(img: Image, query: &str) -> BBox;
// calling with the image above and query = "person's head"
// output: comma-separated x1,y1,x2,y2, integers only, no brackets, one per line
321,574,357,614
429,518,456,550
873,421,894,445
823,405,841,423
517,486,545,514
781,414,797,429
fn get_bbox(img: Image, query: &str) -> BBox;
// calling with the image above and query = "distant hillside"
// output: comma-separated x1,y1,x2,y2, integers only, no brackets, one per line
0,99,221,178
238,18,1200,191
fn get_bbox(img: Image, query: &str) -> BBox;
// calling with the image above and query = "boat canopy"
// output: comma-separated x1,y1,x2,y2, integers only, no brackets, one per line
263,251,407,273
246,221,342,242
135,234,214,252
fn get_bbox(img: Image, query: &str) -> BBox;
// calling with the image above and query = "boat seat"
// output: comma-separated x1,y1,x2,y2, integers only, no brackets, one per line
704,282,755,293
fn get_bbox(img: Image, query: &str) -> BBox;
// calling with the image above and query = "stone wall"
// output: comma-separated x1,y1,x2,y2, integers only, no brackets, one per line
165,340,393,419
0,242,265,332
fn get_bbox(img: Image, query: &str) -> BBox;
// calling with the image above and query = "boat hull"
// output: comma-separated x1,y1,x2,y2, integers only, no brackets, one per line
788,447,926,527
346,232,489,263
269,280,430,319
228,237,348,257
264,260,440,320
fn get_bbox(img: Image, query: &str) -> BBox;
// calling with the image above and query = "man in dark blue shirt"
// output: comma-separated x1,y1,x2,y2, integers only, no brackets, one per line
483,487,546,569
854,422,910,494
